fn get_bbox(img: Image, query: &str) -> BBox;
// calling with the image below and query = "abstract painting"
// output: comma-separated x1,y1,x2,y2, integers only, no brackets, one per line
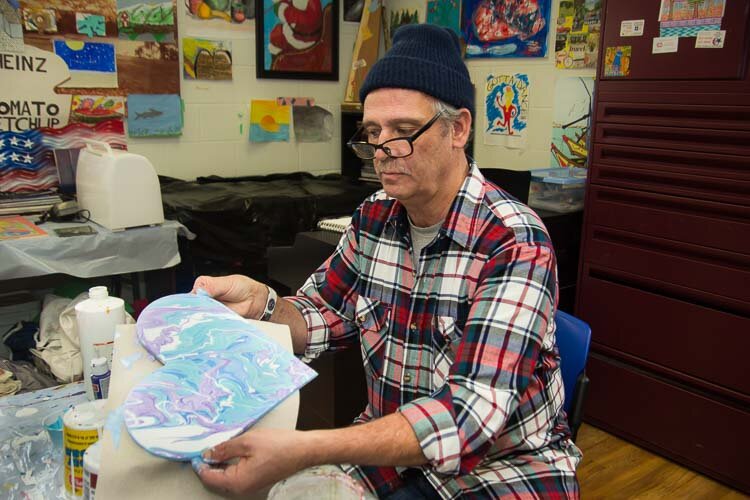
384,0,423,49
293,104,332,142
126,94,182,137
20,7,57,34
70,95,125,123
658,0,725,37
255,0,338,80
426,0,460,35
484,73,529,148
250,99,290,142
124,292,316,461
551,77,593,168
182,37,232,80
0,0,24,53
75,13,106,37
554,0,601,69
116,0,175,42
53,40,118,88
462,0,551,58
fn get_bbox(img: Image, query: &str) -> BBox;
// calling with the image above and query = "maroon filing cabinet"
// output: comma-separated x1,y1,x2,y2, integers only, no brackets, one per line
576,0,750,493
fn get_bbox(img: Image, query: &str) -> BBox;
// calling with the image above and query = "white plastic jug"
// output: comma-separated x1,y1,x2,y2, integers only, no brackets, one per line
75,286,124,400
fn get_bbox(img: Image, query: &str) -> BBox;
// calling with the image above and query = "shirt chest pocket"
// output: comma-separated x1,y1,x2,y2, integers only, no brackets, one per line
356,296,391,381
431,316,460,389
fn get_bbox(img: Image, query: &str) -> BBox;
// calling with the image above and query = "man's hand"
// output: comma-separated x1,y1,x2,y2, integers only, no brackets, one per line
192,274,268,320
195,428,312,497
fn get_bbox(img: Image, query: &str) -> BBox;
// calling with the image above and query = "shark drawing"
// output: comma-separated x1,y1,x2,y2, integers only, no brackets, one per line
135,108,163,120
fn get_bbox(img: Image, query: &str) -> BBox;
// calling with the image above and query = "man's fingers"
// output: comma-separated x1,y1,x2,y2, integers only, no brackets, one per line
204,435,250,463
196,462,240,495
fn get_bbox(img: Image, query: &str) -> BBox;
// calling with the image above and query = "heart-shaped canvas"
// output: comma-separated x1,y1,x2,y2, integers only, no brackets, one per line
123,292,316,461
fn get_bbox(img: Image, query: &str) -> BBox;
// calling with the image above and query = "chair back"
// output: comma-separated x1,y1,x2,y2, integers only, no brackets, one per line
555,310,591,414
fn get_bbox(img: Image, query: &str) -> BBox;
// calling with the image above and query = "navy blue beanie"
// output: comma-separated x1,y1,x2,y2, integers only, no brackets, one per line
359,24,474,118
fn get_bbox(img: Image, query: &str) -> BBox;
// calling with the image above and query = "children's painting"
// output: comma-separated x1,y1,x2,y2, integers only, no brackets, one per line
292,104,332,142
484,73,529,148
70,95,125,123
462,0,551,58
250,99,290,142
426,0,460,35
116,40,180,94
127,94,182,137
551,77,593,168
185,0,254,23
76,13,106,37
0,0,25,53
384,0,423,49
21,7,57,34
256,0,338,80
116,0,175,42
183,37,232,80
603,45,631,77
658,0,725,37
53,40,118,88
555,0,601,69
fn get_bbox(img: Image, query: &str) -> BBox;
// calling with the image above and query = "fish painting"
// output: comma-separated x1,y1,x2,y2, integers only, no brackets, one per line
135,108,164,119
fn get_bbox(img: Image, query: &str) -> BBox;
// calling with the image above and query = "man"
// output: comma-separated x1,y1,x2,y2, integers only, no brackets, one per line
193,24,581,498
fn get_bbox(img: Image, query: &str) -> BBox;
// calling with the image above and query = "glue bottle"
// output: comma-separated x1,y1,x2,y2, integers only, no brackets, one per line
90,357,110,400
75,286,124,400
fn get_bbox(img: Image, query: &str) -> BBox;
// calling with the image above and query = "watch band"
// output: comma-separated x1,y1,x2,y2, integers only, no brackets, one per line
259,285,277,321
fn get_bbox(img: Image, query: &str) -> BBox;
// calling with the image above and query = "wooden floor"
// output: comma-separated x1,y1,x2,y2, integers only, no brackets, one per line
576,423,747,499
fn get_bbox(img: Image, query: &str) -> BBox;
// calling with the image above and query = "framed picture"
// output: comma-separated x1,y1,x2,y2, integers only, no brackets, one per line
255,0,338,80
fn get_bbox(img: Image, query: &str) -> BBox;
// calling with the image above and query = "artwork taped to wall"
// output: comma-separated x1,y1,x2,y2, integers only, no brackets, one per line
185,0,254,24
462,0,551,58
603,45,631,77
116,0,175,42
20,7,57,34
555,0,601,69
116,40,179,94
426,0,460,35
658,0,725,38
484,73,529,149
250,99,290,142
70,95,125,123
53,39,118,88
127,94,182,137
0,0,25,53
76,13,106,37
256,0,338,80
384,0,423,49
183,37,232,80
551,77,593,168
293,104,332,142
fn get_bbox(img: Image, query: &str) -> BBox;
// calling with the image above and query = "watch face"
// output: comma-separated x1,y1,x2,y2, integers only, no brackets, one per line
268,298,276,310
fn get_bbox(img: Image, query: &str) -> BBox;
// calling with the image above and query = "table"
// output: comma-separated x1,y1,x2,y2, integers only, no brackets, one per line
0,220,195,298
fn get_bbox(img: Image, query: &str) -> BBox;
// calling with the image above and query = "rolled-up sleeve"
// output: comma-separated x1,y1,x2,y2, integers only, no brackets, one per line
399,240,556,475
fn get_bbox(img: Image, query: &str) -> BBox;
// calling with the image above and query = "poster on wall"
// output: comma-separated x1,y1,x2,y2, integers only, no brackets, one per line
484,73,529,149
0,0,25,53
53,40,118,88
255,0,338,80
249,99,290,142
185,0,254,23
116,0,175,42
70,95,125,123
658,0,725,38
462,0,551,58
426,0,460,35
384,0,424,49
551,77,593,168
555,0,601,69
183,37,232,80
0,45,72,132
292,103,332,142
127,94,182,137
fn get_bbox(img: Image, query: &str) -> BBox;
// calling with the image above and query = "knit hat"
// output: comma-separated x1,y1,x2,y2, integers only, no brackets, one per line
359,24,474,118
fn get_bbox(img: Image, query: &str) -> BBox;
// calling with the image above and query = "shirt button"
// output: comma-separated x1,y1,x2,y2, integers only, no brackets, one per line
404,373,412,383
410,322,417,331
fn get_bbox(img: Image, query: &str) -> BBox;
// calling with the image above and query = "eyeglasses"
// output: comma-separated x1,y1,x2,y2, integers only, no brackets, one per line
347,111,443,160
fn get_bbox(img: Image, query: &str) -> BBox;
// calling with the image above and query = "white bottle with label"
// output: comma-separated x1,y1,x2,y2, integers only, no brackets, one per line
75,286,124,400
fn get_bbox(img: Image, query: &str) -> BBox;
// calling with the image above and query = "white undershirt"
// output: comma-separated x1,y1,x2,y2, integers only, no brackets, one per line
408,218,442,270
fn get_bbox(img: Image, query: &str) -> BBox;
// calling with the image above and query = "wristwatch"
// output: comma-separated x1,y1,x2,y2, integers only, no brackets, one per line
259,285,277,321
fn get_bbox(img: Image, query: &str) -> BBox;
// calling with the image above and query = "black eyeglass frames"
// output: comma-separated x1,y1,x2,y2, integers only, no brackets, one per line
346,111,444,160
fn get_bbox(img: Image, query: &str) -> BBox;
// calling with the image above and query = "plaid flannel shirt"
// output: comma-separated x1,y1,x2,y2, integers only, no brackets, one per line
287,164,581,498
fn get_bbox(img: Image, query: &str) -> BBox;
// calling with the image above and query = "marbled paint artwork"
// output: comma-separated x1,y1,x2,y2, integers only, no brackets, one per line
124,292,316,461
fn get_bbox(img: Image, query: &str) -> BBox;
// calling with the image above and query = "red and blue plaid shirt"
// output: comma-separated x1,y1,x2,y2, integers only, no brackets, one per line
288,164,581,498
